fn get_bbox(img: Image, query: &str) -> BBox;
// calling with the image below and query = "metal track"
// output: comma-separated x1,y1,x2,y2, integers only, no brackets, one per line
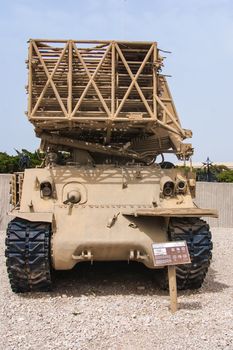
168,217,213,290
5,218,52,293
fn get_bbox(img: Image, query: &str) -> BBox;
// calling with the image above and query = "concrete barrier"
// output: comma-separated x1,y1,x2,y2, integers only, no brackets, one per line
0,175,232,229
196,182,233,228
0,175,11,230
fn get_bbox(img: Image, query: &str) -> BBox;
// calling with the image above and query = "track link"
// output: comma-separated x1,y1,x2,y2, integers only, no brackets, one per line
168,217,213,290
5,218,52,293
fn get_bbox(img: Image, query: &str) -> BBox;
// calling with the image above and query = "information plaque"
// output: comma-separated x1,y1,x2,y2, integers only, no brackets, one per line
152,241,191,267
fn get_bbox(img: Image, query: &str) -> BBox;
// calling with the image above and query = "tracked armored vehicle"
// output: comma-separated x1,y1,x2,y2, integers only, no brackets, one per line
6,40,217,293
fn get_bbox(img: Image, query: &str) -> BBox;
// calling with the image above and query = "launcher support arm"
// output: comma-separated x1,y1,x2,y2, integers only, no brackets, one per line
38,132,156,162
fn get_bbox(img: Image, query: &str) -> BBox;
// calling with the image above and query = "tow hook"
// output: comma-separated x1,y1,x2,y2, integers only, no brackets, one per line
107,212,120,228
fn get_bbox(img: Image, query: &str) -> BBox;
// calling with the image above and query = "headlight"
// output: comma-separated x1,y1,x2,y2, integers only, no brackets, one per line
163,181,175,196
160,176,175,197
40,181,52,198
176,179,187,193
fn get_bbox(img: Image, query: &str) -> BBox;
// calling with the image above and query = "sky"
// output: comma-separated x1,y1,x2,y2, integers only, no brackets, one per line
0,0,232,162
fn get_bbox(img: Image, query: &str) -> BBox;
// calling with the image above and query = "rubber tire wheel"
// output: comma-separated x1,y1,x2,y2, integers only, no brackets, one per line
5,218,52,293
161,217,213,290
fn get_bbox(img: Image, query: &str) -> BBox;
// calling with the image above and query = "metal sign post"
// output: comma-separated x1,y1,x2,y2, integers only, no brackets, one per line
152,241,191,313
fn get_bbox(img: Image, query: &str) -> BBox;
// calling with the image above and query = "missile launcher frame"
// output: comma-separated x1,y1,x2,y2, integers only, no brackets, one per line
5,40,217,293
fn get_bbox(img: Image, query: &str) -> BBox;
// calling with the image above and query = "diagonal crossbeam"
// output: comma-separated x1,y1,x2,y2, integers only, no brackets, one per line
31,41,68,117
114,43,154,118
71,43,112,118
155,94,185,135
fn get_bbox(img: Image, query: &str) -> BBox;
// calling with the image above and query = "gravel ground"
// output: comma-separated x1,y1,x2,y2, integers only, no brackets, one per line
1,228,233,350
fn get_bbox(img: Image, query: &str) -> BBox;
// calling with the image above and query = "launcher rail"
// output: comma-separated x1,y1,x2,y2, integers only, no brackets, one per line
26,39,193,159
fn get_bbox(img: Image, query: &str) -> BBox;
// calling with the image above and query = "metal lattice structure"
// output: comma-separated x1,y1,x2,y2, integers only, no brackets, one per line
26,39,192,158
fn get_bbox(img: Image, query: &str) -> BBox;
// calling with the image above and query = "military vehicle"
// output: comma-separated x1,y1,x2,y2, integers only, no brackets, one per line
5,40,217,293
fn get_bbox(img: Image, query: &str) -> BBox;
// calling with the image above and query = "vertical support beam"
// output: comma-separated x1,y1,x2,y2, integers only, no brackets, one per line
111,42,115,118
28,40,33,118
116,50,119,110
106,42,116,144
153,43,157,119
168,266,178,313
68,40,73,118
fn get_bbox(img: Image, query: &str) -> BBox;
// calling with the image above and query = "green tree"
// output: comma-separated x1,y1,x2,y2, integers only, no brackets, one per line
217,170,233,183
0,152,18,173
0,150,41,173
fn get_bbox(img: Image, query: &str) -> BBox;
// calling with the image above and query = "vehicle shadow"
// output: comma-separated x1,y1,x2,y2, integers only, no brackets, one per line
52,261,168,297
21,261,230,300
